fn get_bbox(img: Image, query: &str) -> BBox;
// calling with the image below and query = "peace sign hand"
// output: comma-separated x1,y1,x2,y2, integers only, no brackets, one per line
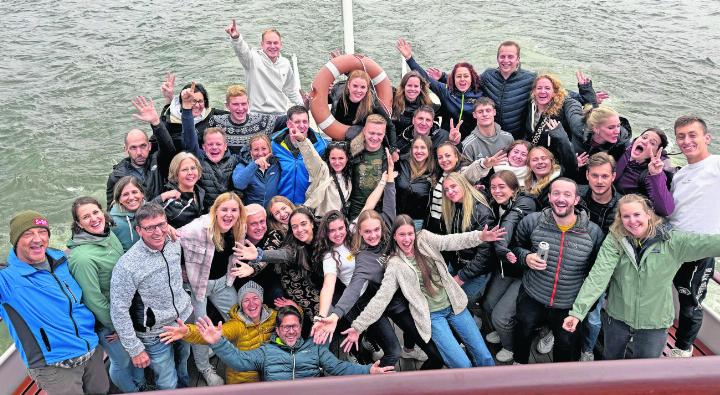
180,81,196,110
161,73,175,105
449,118,463,142
225,19,239,39
648,147,664,176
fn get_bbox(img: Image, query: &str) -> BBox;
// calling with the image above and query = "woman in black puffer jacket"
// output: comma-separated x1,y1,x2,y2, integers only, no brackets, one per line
396,135,436,229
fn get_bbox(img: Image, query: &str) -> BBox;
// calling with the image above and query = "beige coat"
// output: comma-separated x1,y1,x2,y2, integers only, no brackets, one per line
297,137,351,216
351,230,484,342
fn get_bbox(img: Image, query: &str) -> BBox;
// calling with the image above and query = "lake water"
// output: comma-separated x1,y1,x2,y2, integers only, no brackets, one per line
0,0,719,315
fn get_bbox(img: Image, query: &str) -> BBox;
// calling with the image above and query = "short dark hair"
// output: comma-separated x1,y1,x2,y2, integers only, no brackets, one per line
550,177,578,196
497,41,521,57
275,306,302,326
135,202,166,226
413,104,435,118
287,105,308,120
674,115,708,135
473,97,496,111
71,196,113,235
641,128,669,150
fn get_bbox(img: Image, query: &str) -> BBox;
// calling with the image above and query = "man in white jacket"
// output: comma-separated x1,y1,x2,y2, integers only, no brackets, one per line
225,19,303,114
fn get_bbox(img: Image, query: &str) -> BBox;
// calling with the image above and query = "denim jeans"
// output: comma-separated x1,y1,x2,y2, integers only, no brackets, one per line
388,308,444,370
365,315,402,367
142,335,191,390
190,276,238,373
97,326,145,392
449,263,490,306
581,292,605,353
482,275,521,351
603,314,667,360
430,306,494,368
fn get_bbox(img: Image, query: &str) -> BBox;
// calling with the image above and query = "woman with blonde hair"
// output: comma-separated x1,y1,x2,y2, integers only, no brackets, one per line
154,151,205,228
524,146,562,208
563,194,720,359
441,172,496,303
232,133,280,208
178,191,247,386
525,74,581,178
574,106,631,162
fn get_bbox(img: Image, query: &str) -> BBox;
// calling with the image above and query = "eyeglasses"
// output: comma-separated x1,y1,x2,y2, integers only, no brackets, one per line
139,221,168,233
191,99,204,106
278,324,300,332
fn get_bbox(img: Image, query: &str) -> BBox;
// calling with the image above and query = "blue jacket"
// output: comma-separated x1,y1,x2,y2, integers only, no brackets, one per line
0,248,98,368
109,203,139,252
271,128,328,205
211,335,370,381
232,156,282,208
481,67,537,138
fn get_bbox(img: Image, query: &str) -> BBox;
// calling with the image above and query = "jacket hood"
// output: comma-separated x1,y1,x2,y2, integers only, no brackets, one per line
400,122,441,142
269,333,306,351
168,96,212,125
66,229,112,249
109,203,138,218
229,304,273,326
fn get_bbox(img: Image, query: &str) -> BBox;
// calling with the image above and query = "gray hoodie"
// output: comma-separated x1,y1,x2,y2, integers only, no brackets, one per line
461,122,514,161
110,238,192,357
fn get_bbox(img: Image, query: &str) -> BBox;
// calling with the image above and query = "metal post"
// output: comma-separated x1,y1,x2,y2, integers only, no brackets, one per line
341,0,354,54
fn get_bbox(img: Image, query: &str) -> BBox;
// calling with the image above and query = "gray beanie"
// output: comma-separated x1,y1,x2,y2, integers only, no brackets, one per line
238,281,264,303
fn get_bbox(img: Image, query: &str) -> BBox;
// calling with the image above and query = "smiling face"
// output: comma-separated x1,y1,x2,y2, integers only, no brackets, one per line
630,131,662,162
328,147,348,174
411,139,429,163
363,122,386,152
620,201,651,238
533,78,555,108
453,66,472,93
490,177,514,205
16,227,49,265
593,115,622,144
412,110,434,136
436,145,459,173
203,132,228,163
348,76,369,103
549,180,579,218
497,45,520,77
443,178,465,203
119,183,144,212
136,215,168,251
287,112,310,139
360,217,383,247
270,202,292,225
261,31,282,62
241,292,262,323
290,213,313,244
215,199,240,233
508,144,529,167
675,121,711,164
177,158,199,191
226,95,249,124
76,203,106,235
246,212,267,243
327,218,347,247
188,91,206,118
529,149,553,178
404,76,422,102
250,138,271,160
393,224,416,256
276,314,301,347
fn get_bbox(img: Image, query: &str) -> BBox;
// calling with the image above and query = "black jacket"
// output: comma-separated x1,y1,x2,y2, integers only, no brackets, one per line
578,185,622,235
492,193,538,278
480,67,537,138
153,182,205,229
445,200,497,281
396,159,433,221
106,154,163,208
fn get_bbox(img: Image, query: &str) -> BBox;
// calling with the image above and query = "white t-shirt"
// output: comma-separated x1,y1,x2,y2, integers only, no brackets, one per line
323,245,360,288
669,155,720,234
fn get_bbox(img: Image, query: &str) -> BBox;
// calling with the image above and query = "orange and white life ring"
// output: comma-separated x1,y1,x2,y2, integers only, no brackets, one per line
310,54,393,140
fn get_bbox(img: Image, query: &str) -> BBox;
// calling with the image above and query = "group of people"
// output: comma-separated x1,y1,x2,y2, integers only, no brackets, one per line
2,20,719,395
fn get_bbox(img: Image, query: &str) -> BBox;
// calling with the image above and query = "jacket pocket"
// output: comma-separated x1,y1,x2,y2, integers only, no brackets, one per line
40,328,52,352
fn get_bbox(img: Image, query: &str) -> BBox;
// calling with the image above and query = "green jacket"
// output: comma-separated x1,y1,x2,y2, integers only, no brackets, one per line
570,225,720,329
67,230,125,330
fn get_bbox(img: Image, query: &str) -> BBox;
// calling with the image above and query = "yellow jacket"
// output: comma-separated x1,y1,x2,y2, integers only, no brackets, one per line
186,304,277,383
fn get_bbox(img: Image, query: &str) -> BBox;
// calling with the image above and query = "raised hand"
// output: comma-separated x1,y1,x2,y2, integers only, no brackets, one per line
596,90,610,104
131,96,160,126
385,147,395,178
546,118,560,130
576,152,590,168
575,70,590,85
161,73,176,105
233,239,259,261
396,38,413,60
329,48,343,59
196,316,223,345
340,328,360,353
225,19,239,39
160,319,189,344
562,316,580,333
480,224,507,242
369,360,395,374
648,147,664,176
255,154,272,171
484,150,508,168
180,81,197,110
449,118,463,142
426,67,443,81
274,297,300,311
289,127,306,142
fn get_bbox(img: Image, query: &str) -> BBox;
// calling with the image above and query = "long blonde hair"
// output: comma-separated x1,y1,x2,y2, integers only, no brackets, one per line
409,135,436,181
525,146,561,196
609,194,663,241
343,70,374,124
208,192,246,251
442,172,491,232
351,209,390,256
266,196,295,236
532,74,566,118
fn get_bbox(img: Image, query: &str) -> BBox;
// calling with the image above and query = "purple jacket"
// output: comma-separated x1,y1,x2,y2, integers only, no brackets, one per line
615,146,675,216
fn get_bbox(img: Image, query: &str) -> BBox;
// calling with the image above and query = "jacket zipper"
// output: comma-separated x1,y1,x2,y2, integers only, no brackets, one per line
548,231,566,307
161,249,181,319
51,273,90,352
64,282,79,303
126,215,135,243
291,348,296,380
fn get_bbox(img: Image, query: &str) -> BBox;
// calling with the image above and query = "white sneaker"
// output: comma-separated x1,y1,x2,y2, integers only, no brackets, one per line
668,346,693,358
401,346,428,361
536,331,554,354
496,348,514,363
579,350,595,362
485,331,501,344
201,367,224,386
362,337,384,361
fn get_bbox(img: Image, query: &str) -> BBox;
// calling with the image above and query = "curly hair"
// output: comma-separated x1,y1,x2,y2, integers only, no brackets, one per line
532,74,566,118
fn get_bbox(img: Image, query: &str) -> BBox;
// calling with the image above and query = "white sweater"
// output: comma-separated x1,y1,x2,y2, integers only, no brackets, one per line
669,155,720,234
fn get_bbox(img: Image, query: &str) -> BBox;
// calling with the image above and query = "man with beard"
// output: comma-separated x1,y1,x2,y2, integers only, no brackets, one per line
106,128,164,207
511,178,604,364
